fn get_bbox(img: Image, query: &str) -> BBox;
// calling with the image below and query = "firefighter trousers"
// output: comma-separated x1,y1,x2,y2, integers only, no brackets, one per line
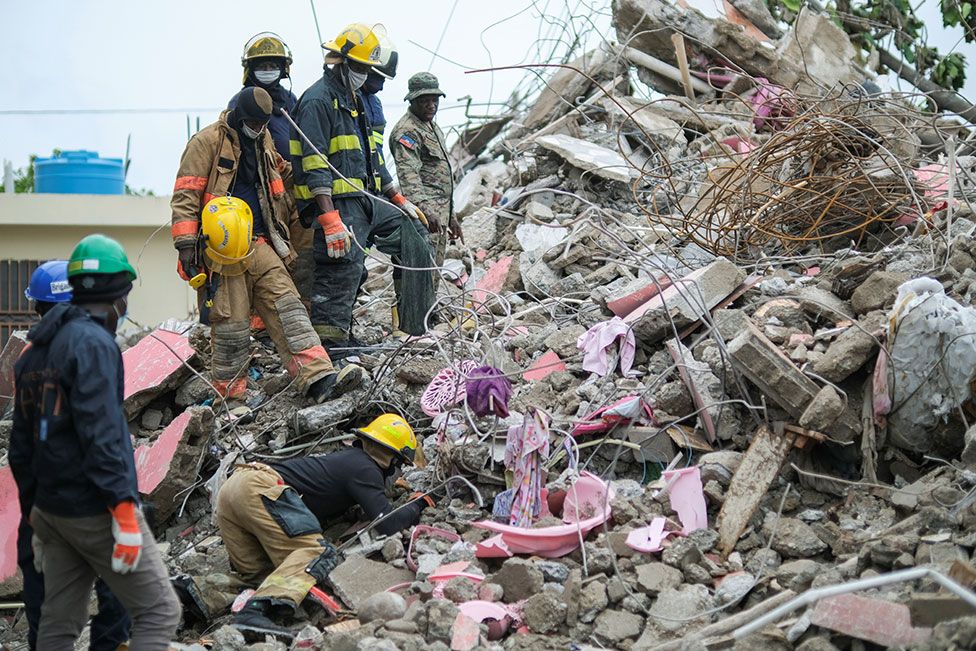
209,239,334,398
216,464,333,608
309,194,431,342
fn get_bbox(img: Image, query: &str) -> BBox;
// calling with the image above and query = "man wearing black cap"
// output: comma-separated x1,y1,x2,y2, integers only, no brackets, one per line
10,235,181,649
171,87,363,405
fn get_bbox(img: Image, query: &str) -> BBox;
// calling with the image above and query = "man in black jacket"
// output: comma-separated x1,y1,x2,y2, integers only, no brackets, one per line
10,235,181,650
218,413,429,639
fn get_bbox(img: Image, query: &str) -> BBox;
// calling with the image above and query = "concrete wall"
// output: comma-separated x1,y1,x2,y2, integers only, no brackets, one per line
0,194,195,332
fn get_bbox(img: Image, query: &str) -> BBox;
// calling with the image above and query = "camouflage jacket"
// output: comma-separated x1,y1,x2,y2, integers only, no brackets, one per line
390,110,455,225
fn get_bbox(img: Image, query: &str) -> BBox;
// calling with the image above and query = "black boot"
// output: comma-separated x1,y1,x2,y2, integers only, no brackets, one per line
232,599,295,641
307,363,366,404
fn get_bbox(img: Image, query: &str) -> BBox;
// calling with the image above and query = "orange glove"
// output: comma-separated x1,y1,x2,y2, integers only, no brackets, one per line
109,501,142,574
392,193,438,233
409,492,435,509
317,210,351,258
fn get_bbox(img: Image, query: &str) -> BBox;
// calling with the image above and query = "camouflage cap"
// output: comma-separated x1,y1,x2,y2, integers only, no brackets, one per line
404,72,446,101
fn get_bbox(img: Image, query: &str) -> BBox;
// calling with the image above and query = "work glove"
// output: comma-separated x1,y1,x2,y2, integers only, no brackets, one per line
109,501,143,574
317,210,352,258
392,193,440,235
31,534,43,574
177,246,197,281
409,491,435,509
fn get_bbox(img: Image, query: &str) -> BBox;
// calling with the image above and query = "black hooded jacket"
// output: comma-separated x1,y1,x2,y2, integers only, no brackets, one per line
9,303,139,518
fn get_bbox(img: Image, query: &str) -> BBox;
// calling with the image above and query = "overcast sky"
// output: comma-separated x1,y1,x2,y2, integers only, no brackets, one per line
1,0,973,196
1,0,608,194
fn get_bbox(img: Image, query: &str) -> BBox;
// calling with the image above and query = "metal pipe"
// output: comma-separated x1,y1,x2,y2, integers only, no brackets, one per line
733,567,976,639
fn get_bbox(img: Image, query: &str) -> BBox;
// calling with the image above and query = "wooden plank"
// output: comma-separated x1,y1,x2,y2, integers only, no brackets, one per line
716,425,796,557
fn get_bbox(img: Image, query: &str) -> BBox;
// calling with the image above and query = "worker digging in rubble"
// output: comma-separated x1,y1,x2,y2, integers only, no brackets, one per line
229,32,315,307
15,260,132,651
290,23,437,357
391,71,463,282
219,413,432,639
9,235,181,650
171,86,364,405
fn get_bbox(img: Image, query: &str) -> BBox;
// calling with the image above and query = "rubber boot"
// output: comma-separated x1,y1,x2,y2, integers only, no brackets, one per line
232,599,295,641
307,363,366,404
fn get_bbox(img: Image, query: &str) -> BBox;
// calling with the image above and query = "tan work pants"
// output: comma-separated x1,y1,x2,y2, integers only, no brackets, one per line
209,240,333,398
30,507,181,651
216,463,329,607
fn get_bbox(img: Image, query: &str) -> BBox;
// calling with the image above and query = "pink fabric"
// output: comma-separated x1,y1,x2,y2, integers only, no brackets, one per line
420,360,478,416
577,316,636,377
872,345,891,426
506,410,550,527
570,395,653,437
663,466,707,534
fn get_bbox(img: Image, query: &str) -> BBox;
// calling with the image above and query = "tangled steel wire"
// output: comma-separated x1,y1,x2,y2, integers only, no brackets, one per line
647,97,931,259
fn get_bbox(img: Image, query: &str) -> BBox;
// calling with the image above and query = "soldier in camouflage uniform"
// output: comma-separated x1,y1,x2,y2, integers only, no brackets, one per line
390,72,462,289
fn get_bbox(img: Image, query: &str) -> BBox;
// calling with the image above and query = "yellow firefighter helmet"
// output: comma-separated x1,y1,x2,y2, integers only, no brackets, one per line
200,196,253,275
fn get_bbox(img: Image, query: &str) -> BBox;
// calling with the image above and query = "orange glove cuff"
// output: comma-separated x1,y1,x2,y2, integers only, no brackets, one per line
317,210,341,230
110,501,139,534
391,193,406,207
409,492,435,509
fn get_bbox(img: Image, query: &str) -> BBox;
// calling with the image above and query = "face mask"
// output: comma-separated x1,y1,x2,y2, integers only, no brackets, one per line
241,122,265,139
345,67,368,91
254,69,280,85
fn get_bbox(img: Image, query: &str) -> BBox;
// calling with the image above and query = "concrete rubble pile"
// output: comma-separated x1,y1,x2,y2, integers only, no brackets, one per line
4,1,976,649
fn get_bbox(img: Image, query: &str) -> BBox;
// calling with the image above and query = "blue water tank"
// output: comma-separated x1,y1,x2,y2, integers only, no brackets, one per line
34,150,125,195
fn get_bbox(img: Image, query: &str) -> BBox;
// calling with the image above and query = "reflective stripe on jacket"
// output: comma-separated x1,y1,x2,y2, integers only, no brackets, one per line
170,110,298,264
290,67,394,212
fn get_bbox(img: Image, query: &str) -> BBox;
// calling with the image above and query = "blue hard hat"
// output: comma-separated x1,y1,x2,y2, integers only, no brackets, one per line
25,260,73,303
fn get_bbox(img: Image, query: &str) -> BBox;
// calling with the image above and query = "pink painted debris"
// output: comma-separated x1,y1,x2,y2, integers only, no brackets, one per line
810,593,931,647
123,328,194,402
607,278,673,318
474,472,614,558
663,466,708,534
0,467,21,583
522,350,565,382
451,612,482,651
472,256,513,309
133,409,193,494
626,517,670,553
458,601,514,640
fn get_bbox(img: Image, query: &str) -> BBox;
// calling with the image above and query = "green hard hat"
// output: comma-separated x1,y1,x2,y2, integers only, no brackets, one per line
67,234,137,281
404,72,446,101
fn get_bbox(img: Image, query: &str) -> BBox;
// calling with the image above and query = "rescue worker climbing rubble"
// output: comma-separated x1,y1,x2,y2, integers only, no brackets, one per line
10,235,181,650
219,414,431,640
391,71,462,279
171,86,364,404
290,23,437,354
16,260,132,651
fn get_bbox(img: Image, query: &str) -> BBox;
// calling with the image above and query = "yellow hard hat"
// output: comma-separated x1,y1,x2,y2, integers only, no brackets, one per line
242,32,293,83
201,196,253,273
356,413,418,464
323,23,382,66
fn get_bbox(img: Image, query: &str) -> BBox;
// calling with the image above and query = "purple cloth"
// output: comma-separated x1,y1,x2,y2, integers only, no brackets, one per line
466,365,512,417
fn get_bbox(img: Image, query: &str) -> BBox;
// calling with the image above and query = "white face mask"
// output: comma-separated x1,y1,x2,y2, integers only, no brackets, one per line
345,67,368,91
254,69,280,85
241,122,265,139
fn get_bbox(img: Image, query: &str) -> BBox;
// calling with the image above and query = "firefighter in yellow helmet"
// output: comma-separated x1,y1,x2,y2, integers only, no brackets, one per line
290,23,438,358
217,414,430,640
171,86,364,404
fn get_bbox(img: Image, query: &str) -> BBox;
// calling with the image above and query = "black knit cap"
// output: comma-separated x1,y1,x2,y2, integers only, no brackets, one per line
69,271,132,304
235,87,273,124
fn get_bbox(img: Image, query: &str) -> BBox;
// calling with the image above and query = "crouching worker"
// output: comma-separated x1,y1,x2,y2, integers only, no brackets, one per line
16,260,132,650
10,235,181,650
171,86,363,404
218,414,432,639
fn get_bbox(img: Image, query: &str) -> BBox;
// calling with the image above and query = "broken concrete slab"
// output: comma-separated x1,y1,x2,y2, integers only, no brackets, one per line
811,313,883,383
123,328,195,419
600,96,686,146
776,7,860,90
0,331,27,415
460,207,499,252
727,321,860,441
134,406,214,521
295,393,359,434
799,385,844,432
519,252,562,298
515,223,569,259
628,258,746,344
909,594,976,627
850,270,909,315
519,49,611,135
809,593,931,647
716,426,796,557
536,134,636,184
328,555,415,610
792,286,855,324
